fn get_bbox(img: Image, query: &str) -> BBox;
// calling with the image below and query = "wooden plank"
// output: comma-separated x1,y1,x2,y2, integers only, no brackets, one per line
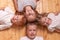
0,0,60,40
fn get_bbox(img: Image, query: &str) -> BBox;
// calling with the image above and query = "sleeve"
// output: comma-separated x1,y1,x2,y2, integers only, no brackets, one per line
48,22,57,32
20,37,27,40
20,37,25,40
37,36,43,40
40,37,43,40
18,0,37,12
4,7,15,14
47,13,55,19
48,19,59,32
48,26,55,32
0,22,12,30
0,7,14,30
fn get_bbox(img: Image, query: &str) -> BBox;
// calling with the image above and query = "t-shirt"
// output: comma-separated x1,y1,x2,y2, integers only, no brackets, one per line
20,36,43,40
0,7,14,30
17,0,37,12
47,13,60,32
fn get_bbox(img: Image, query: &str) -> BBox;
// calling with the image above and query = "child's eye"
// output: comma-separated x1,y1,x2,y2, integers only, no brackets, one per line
33,30,36,31
29,30,32,31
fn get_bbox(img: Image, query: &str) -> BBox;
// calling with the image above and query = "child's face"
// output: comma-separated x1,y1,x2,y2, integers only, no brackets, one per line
11,15,26,26
26,24,37,39
25,6,36,22
40,17,51,26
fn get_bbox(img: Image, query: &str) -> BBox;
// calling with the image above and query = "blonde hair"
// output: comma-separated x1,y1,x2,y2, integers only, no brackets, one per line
26,22,38,30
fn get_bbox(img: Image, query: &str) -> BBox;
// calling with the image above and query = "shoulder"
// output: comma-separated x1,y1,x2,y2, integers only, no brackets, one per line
48,12,54,15
20,36,28,40
47,13,55,20
48,21,56,32
47,13,55,17
35,36,43,40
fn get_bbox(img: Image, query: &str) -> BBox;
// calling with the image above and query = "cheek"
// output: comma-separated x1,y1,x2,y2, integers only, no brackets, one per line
43,23,47,26
11,18,16,23
30,31,36,34
25,12,29,16
27,30,32,34
28,31,31,34
33,31,36,34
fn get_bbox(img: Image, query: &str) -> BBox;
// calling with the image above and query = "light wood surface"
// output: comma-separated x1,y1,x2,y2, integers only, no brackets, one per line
0,0,60,40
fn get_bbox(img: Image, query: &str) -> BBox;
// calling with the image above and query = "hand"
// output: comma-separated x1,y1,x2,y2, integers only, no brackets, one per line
0,21,4,24
55,28,60,32
0,7,4,10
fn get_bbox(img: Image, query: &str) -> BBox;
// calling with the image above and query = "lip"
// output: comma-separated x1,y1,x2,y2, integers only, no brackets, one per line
30,34,34,36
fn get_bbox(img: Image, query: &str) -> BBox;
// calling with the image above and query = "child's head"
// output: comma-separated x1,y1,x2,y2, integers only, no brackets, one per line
11,14,26,26
26,23,37,39
24,5,38,22
37,14,51,26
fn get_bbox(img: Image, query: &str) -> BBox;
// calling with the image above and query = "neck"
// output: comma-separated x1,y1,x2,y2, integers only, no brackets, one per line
27,36,35,40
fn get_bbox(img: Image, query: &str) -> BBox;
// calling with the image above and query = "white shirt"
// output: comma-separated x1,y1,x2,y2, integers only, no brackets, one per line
47,13,60,32
0,7,14,30
20,36,43,40
17,0,36,12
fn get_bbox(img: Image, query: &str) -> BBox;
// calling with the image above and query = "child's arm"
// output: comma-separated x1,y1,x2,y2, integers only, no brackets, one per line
53,12,60,16
55,28,60,32
13,0,19,12
0,22,12,30
0,7,5,10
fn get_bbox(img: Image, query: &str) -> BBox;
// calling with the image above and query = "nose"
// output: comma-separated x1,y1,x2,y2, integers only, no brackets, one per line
45,19,49,25
45,20,48,23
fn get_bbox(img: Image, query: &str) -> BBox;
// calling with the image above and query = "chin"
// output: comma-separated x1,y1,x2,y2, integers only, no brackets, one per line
43,24,48,27
30,37,35,39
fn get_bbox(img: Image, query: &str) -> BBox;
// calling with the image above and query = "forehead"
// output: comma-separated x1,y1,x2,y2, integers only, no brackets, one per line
27,24,37,29
40,17,47,23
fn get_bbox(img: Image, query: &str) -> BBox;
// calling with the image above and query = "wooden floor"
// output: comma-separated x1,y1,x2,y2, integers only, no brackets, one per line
0,0,60,40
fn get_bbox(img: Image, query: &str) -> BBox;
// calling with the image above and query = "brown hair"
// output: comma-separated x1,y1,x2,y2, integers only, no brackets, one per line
37,13,49,26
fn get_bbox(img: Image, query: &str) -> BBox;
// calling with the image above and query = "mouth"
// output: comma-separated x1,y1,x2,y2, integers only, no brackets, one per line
30,34,35,36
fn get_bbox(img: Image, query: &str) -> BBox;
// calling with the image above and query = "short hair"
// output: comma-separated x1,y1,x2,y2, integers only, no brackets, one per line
26,22,38,29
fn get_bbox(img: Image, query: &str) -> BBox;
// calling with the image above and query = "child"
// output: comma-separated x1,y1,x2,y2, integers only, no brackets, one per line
11,14,26,26
0,7,14,30
20,23,43,40
0,7,26,30
13,0,39,12
24,6,38,22
37,12,60,32
13,0,39,22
